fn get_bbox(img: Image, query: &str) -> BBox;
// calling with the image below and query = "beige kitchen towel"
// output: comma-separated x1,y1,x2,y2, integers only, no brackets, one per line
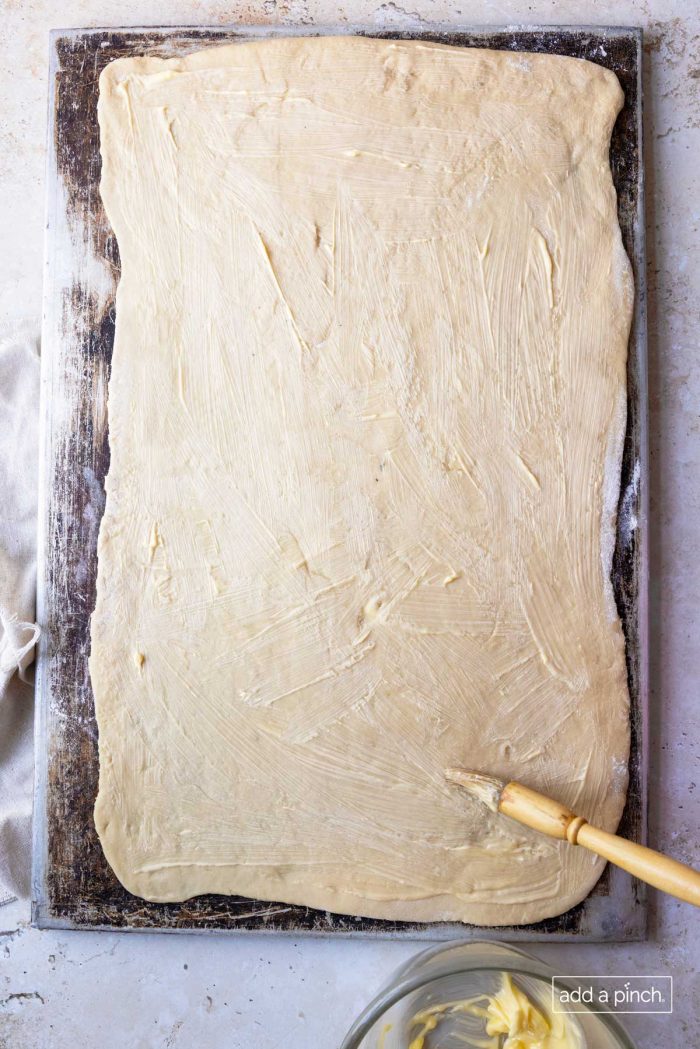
0,327,40,904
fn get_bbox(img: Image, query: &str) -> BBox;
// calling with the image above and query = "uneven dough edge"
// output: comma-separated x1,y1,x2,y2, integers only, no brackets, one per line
91,37,634,925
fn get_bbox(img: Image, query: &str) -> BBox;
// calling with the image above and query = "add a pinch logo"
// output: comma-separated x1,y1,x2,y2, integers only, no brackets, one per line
552,975,673,1014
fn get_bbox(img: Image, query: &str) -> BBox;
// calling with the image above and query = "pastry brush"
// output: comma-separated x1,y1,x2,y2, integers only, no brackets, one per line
446,768,700,907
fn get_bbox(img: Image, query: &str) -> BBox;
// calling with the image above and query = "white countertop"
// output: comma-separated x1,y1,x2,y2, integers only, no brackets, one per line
1,2,699,1047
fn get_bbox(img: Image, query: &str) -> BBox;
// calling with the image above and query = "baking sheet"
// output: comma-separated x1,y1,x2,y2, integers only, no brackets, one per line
32,24,648,939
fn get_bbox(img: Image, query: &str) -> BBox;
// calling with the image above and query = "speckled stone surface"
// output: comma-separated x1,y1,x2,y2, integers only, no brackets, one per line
1,2,698,1048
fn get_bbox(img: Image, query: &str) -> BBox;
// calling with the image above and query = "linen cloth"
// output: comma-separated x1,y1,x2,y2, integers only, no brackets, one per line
0,328,40,904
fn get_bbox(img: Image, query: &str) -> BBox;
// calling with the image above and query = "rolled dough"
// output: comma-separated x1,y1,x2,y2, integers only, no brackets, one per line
92,37,633,924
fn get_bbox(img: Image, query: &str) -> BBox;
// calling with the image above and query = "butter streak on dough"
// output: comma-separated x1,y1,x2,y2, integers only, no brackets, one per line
92,37,633,924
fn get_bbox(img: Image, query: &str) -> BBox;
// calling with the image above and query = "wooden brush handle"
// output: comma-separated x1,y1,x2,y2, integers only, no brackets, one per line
500,781,700,907
575,824,700,906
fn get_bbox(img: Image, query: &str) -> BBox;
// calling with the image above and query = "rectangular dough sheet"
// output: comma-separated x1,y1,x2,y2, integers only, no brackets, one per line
92,37,633,925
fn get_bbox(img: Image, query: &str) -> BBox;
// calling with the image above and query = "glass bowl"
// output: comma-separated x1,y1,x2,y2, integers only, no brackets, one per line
340,941,636,1049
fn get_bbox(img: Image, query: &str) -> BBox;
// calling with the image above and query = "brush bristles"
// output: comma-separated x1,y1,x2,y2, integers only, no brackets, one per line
444,769,504,813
